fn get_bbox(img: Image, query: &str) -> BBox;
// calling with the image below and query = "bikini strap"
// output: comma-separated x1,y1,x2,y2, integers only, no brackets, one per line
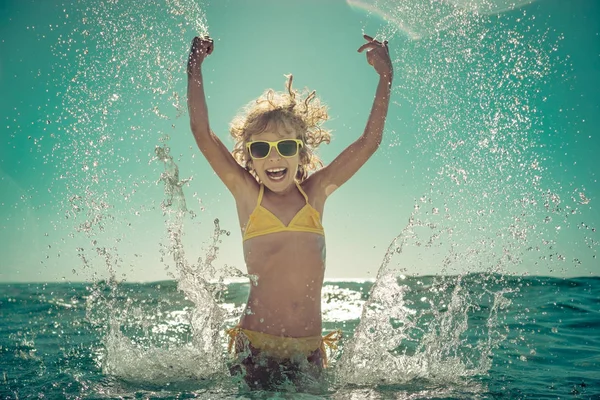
257,184,265,206
295,181,309,204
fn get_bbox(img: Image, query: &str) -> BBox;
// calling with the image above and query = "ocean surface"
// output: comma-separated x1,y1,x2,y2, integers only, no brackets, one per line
1,275,599,399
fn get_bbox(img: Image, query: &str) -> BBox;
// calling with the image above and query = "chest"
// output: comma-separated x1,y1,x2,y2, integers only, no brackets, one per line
243,231,326,267
237,191,318,230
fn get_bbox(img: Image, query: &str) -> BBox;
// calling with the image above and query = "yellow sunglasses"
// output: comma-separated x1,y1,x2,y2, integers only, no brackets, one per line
246,139,303,160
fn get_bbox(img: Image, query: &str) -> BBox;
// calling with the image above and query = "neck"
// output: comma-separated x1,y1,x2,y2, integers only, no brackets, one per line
263,181,299,197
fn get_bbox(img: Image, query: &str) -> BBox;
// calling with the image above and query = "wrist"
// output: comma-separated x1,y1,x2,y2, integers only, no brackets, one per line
187,67,203,80
380,72,393,82
379,73,393,88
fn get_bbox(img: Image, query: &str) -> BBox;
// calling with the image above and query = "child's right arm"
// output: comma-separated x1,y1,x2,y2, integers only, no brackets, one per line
187,37,253,197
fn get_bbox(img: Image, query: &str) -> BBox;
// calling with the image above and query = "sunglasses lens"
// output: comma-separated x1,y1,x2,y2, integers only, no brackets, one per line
249,142,270,158
277,140,299,157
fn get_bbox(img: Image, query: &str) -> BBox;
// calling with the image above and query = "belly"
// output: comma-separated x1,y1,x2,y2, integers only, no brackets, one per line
241,232,326,336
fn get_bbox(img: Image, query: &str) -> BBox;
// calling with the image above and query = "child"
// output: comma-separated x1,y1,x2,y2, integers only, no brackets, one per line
187,34,393,389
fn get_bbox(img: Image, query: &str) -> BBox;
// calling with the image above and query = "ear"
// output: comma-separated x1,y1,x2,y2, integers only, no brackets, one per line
296,164,306,181
299,145,310,164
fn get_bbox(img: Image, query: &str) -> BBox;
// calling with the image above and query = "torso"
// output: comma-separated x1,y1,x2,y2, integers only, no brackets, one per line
235,180,326,338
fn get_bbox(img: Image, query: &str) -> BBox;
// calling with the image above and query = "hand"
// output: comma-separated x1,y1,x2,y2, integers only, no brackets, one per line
187,36,214,76
358,34,393,81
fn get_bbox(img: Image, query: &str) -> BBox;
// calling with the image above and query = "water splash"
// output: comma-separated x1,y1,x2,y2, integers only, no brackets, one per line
348,0,470,40
336,207,512,388
361,0,596,275
451,0,538,15
348,0,540,39
50,0,210,284
96,142,249,382
47,0,241,383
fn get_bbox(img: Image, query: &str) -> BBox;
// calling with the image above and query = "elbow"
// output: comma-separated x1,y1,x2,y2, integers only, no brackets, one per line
370,139,382,156
373,133,383,148
361,132,382,152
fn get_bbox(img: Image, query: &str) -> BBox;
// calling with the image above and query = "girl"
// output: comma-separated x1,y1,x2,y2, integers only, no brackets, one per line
187,34,393,389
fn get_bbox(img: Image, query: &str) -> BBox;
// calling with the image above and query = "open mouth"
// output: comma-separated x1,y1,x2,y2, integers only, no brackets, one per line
265,167,287,181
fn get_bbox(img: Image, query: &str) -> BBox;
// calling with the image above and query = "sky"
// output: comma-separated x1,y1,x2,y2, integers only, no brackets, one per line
0,0,598,282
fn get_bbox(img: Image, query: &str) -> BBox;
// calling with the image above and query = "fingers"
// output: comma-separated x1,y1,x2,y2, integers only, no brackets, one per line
358,34,389,52
357,41,388,53
357,42,373,53
363,34,383,44
191,36,214,55
188,36,213,73
192,36,213,47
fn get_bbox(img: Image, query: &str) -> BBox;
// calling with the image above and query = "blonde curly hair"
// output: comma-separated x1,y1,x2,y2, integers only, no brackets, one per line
230,74,331,182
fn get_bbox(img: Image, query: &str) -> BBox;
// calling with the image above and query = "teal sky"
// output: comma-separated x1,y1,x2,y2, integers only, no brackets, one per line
1,0,598,282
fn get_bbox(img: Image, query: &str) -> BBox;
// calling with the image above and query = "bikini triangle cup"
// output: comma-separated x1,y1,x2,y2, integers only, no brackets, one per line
242,182,325,241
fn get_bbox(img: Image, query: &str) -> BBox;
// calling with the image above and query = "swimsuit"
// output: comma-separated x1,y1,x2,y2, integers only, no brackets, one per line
226,327,342,367
227,328,342,389
235,183,332,386
242,182,325,241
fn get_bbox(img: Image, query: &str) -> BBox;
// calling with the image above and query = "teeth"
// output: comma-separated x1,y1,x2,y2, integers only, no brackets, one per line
266,167,286,181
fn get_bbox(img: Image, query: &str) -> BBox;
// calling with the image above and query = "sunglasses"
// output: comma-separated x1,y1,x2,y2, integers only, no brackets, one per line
246,139,303,160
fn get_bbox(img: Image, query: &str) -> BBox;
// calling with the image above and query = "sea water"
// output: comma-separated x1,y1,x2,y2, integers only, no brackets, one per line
1,276,599,398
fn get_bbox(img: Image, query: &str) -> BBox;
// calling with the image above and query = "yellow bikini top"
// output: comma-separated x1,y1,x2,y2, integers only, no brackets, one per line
242,182,325,242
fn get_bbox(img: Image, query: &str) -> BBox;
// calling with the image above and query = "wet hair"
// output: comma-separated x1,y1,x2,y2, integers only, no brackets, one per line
229,74,331,182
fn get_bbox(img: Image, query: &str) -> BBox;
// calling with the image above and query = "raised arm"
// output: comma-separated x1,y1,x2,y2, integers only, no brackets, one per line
310,35,393,198
187,36,253,198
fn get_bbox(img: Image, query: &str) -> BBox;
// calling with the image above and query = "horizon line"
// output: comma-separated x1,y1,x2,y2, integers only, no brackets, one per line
1,273,599,285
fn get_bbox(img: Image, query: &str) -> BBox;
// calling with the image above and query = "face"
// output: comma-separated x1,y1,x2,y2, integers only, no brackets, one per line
247,129,301,193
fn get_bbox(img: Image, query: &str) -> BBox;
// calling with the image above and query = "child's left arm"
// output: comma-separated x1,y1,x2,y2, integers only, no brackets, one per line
310,35,393,198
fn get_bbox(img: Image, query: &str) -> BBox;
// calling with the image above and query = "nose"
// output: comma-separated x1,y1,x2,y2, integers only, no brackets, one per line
266,145,281,161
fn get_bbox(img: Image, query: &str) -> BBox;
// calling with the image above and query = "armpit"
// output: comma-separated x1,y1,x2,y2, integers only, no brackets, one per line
324,183,338,197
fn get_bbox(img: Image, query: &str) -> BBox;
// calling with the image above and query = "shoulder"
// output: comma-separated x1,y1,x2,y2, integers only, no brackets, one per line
234,177,261,213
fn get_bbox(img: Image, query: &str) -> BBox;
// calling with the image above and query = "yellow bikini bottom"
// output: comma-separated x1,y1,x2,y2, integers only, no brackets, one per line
226,327,342,367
